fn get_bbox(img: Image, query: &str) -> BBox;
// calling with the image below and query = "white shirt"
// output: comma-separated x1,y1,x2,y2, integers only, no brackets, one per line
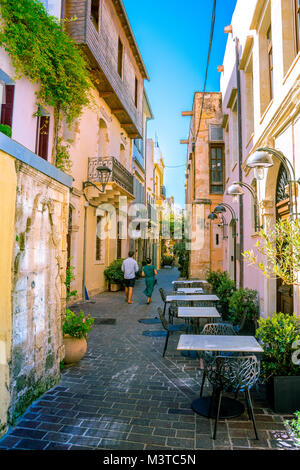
121,257,139,279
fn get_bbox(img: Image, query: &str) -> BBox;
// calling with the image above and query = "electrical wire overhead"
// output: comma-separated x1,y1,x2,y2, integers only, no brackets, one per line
195,0,217,142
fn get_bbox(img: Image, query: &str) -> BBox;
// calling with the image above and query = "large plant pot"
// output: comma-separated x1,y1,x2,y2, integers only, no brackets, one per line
110,282,121,292
63,335,87,364
267,376,300,413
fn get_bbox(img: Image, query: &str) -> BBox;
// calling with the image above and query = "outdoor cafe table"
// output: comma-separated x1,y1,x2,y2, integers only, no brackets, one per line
177,307,221,333
177,334,264,419
172,280,208,285
177,288,204,294
165,294,219,307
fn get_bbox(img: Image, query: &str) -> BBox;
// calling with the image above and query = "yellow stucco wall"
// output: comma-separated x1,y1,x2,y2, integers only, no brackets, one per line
0,151,17,435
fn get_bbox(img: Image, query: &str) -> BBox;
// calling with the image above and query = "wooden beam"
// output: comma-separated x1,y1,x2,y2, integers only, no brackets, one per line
122,123,132,127
181,111,193,117
180,139,189,144
112,109,124,114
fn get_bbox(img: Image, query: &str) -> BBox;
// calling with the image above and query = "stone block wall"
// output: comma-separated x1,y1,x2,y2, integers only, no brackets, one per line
7,160,69,425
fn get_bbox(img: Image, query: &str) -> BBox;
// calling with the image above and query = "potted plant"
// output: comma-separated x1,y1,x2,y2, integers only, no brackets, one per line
228,288,260,334
104,258,124,291
161,255,174,267
62,309,94,364
255,312,300,413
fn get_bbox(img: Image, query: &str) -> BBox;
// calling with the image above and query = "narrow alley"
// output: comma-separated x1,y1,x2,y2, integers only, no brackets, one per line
0,268,296,451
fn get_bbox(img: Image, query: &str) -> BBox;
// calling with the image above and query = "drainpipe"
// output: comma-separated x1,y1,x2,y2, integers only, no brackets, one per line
82,200,89,300
235,37,244,288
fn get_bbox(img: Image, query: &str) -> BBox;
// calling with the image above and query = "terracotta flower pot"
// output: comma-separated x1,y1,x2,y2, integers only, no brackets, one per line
110,282,121,292
63,334,87,364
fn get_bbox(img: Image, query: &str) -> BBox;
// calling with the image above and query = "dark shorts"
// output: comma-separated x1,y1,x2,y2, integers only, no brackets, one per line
124,278,135,288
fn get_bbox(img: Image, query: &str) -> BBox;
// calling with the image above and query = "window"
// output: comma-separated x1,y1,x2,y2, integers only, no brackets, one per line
296,0,300,52
209,125,223,142
91,0,100,28
95,216,102,261
134,77,138,107
0,84,15,129
36,109,50,160
118,38,123,78
210,145,224,194
267,25,273,100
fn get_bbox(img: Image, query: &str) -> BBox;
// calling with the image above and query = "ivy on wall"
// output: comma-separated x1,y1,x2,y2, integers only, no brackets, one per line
0,0,92,172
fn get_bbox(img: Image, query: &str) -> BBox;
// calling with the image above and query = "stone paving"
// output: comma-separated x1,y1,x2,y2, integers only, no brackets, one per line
0,268,299,451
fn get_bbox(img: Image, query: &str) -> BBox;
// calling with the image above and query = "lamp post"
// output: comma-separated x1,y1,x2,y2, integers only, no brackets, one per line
246,147,300,219
226,181,262,232
208,202,238,286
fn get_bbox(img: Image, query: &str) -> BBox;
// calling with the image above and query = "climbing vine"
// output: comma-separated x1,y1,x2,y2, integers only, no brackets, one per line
0,0,92,172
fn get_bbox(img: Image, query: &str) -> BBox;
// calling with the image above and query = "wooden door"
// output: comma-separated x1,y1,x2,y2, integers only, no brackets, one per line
276,165,294,314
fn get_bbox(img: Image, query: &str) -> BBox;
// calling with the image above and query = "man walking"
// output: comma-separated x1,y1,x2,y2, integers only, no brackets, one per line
121,251,139,304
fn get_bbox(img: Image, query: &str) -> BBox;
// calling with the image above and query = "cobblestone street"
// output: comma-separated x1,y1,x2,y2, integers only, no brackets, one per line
0,268,298,451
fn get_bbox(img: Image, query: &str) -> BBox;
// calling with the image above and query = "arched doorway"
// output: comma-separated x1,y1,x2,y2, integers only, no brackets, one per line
276,164,294,314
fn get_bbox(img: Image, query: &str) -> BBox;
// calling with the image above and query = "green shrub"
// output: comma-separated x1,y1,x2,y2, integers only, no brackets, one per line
255,312,300,381
205,269,229,292
104,259,124,284
286,411,300,441
228,288,259,326
63,309,94,340
205,270,236,319
0,123,12,137
161,255,174,267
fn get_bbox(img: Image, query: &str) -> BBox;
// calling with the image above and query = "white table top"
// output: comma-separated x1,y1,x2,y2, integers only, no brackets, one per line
178,307,221,319
177,288,204,294
177,335,264,353
172,280,208,284
166,294,219,302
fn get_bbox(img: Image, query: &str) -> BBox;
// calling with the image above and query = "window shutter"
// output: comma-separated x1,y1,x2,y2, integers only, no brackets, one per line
1,84,15,128
37,115,50,160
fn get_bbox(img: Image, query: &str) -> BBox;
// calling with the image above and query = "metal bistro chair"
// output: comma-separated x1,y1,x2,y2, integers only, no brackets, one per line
157,307,188,357
199,323,237,398
159,288,180,323
204,354,260,440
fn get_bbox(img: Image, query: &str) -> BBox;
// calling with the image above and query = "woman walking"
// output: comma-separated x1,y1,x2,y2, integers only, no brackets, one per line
142,258,157,304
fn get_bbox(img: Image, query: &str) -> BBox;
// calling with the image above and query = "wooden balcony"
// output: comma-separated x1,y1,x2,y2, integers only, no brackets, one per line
88,156,134,198
65,0,145,138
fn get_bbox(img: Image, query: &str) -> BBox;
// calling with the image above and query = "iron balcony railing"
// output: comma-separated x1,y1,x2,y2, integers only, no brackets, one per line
88,156,134,196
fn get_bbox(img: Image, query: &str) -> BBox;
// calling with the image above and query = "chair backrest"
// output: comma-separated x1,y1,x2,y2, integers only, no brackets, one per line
159,288,166,302
237,309,248,332
201,323,237,336
206,355,260,392
157,307,168,331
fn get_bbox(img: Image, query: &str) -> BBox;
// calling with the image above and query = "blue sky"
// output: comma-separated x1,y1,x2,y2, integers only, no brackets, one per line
123,0,237,207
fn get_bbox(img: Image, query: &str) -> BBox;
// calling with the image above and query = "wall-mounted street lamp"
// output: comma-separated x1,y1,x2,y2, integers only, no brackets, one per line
83,165,112,196
247,147,300,219
226,181,262,232
208,202,238,285
81,165,111,300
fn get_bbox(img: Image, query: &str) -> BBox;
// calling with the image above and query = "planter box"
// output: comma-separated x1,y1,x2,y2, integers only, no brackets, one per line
110,283,121,292
267,376,300,413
